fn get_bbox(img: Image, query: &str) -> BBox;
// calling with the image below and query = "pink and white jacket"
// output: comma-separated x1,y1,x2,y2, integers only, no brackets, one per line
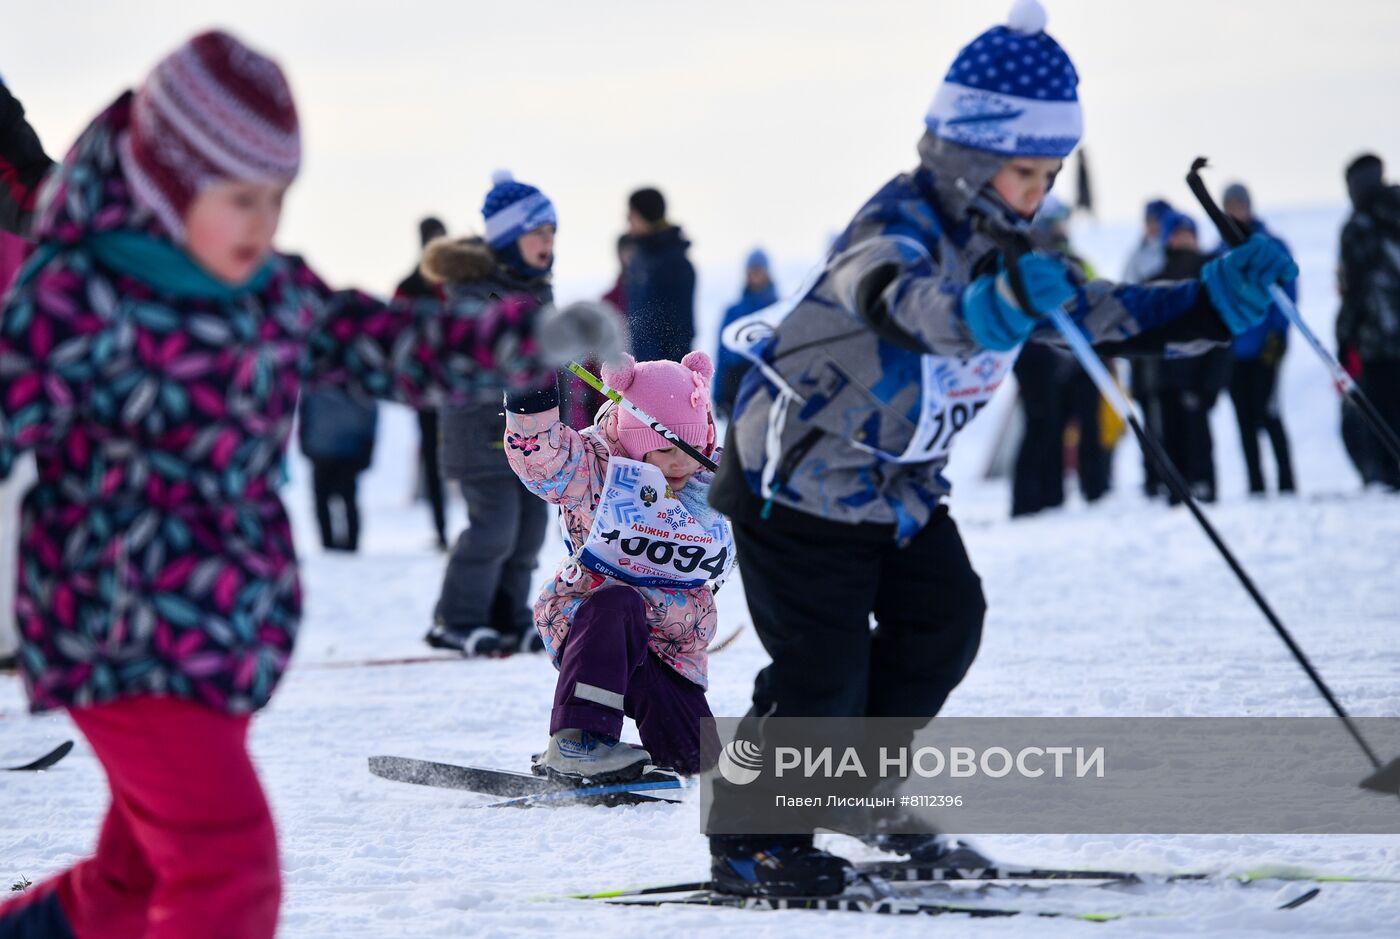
504,403,718,689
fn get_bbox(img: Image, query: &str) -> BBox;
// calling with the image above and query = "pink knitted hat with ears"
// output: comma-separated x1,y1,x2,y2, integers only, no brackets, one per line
602,351,716,461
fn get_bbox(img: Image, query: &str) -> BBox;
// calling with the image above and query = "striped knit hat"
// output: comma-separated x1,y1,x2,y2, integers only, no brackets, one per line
924,0,1082,159
118,30,301,241
482,170,557,249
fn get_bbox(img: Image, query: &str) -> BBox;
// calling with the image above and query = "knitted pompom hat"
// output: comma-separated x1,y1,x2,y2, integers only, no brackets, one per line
118,30,301,241
481,169,557,249
602,351,716,461
924,0,1082,159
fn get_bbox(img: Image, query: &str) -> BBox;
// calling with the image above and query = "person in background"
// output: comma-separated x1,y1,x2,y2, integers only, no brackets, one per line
623,186,696,362
1337,153,1400,490
1155,211,1232,503
1123,198,1173,496
298,388,379,552
560,234,633,431
1122,198,1172,284
426,172,557,656
1220,183,1296,494
395,216,450,548
713,248,778,421
1012,198,1111,515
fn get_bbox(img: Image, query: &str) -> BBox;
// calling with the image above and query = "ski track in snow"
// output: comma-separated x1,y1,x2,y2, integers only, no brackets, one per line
3,207,1399,936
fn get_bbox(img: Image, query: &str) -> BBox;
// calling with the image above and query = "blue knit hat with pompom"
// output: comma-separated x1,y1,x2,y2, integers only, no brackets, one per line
481,170,557,249
924,0,1082,158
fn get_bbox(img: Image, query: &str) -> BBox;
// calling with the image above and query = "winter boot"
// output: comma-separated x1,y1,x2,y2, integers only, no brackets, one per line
424,623,506,657
864,832,991,867
710,835,854,897
536,729,653,785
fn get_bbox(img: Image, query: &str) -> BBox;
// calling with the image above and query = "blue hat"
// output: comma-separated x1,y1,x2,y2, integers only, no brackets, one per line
481,170,557,250
745,248,770,271
924,0,1082,158
1145,199,1173,223
1160,210,1197,245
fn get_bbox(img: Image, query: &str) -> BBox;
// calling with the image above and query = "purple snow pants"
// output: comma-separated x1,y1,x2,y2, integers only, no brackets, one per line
550,585,718,774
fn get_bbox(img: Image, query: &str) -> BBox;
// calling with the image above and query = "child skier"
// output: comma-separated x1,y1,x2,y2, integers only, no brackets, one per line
707,0,1298,896
0,31,616,938
425,171,558,656
505,352,728,782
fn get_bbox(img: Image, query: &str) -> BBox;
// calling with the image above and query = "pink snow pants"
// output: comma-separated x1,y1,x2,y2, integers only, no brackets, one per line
0,696,281,939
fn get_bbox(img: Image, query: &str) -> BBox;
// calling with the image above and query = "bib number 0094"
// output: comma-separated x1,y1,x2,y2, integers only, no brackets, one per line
598,529,729,579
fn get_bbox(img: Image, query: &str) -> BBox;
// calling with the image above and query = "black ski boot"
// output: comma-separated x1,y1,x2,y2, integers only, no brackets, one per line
424,622,507,657
710,835,854,897
867,832,991,867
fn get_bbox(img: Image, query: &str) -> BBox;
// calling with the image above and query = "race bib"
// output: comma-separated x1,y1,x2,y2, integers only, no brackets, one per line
578,458,735,589
879,349,1014,464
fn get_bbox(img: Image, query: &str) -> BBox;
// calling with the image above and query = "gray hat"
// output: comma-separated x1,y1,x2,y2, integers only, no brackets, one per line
1222,182,1251,209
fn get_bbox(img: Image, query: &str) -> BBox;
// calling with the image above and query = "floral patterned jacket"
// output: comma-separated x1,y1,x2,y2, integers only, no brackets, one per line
504,402,717,689
0,93,553,714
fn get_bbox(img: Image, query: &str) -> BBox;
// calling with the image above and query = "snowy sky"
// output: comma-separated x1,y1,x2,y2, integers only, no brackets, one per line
3,0,1398,298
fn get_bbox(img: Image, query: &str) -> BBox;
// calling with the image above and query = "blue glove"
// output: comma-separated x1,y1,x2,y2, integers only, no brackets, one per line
960,254,1076,351
1201,234,1299,335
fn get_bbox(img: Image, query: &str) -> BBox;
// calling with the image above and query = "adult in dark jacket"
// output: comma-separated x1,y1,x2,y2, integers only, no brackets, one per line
298,388,378,552
1337,153,1400,489
1154,212,1230,503
623,187,696,362
713,248,779,420
395,216,450,548
1220,184,1296,494
426,172,557,656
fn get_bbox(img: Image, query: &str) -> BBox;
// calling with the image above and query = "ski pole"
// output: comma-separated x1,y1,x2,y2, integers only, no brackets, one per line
966,193,1400,794
565,361,718,473
1186,157,1400,469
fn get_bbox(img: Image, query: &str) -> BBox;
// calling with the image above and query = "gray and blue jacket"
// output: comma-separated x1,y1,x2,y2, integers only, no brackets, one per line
711,133,1229,543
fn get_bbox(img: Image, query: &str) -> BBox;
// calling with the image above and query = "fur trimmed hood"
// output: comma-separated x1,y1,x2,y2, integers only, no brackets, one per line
420,235,497,285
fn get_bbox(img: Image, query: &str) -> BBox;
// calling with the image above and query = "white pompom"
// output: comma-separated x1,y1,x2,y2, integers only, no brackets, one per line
1007,0,1047,34
491,169,515,185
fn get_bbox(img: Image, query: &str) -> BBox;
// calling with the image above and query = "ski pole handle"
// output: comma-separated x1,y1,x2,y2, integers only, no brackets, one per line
565,361,719,473
1186,157,1247,247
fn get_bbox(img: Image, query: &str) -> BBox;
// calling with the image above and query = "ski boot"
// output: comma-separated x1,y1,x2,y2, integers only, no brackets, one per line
864,832,992,867
710,835,854,897
534,729,654,785
424,622,506,657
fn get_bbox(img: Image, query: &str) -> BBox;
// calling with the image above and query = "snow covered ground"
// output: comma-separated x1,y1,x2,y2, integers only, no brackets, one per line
3,205,1399,935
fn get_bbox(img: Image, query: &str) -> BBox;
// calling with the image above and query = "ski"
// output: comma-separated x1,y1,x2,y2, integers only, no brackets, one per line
4,740,74,772
369,755,686,807
303,654,465,670
601,879,1322,920
484,778,689,808
856,858,1400,886
309,626,744,670
574,858,1393,901
369,756,556,796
